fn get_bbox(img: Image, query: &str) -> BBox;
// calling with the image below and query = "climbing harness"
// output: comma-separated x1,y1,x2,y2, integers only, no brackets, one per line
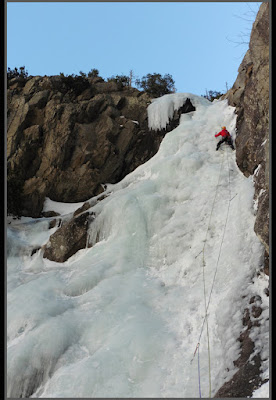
191,148,234,398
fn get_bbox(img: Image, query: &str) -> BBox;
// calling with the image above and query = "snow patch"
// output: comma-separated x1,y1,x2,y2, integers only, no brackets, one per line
43,197,85,215
252,380,269,398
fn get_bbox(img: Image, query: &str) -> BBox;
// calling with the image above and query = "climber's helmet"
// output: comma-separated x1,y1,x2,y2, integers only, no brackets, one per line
222,126,226,130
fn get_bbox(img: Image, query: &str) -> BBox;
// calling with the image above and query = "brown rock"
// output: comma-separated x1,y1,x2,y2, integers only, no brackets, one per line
23,76,43,95
43,212,94,263
73,201,91,217
7,71,202,218
214,355,263,398
224,2,269,255
48,219,57,229
94,80,120,93
85,95,106,121
254,190,269,253
7,76,164,217
42,210,60,217
28,90,49,109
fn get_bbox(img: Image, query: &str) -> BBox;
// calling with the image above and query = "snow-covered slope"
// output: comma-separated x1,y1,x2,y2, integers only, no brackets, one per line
7,94,269,398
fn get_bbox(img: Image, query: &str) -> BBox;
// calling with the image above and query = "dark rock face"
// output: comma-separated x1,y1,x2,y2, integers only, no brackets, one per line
8,73,197,218
7,78,171,217
223,2,269,254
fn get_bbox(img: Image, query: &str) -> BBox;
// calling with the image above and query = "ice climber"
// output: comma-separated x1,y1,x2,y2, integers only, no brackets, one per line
215,126,235,150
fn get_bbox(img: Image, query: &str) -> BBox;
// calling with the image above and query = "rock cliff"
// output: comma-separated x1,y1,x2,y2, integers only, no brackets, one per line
8,76,194,217
7,77,149,216
222,2,269,260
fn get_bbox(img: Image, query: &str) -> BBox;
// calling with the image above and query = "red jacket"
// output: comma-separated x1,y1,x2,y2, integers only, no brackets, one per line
215,129,230,138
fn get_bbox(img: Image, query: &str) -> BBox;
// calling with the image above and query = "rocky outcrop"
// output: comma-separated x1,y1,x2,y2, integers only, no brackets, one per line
7,74,197,218
223,2,269,256
7,77,160,217
8,74,195,218
43,211,94,263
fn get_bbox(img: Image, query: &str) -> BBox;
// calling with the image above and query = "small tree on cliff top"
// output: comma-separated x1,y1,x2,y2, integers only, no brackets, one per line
7,66,28,80
87,68,99,78
203,90,223,102
107,74,130,89
135,73,176,98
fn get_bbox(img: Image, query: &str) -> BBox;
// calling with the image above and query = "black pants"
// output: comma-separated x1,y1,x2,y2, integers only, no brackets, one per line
216,136,234,150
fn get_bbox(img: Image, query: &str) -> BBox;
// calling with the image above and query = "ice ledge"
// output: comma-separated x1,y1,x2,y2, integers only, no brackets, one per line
147,92,211,131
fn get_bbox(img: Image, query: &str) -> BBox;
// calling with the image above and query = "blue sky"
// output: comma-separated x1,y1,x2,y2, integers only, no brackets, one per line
7,2,262,96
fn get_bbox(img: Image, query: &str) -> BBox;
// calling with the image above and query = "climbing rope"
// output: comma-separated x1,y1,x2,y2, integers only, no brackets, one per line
191,145,233,398
197,344,202,398
205,148,232,317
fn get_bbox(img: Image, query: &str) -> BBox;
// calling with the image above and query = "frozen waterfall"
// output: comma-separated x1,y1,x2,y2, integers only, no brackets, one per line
7,94,269,398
